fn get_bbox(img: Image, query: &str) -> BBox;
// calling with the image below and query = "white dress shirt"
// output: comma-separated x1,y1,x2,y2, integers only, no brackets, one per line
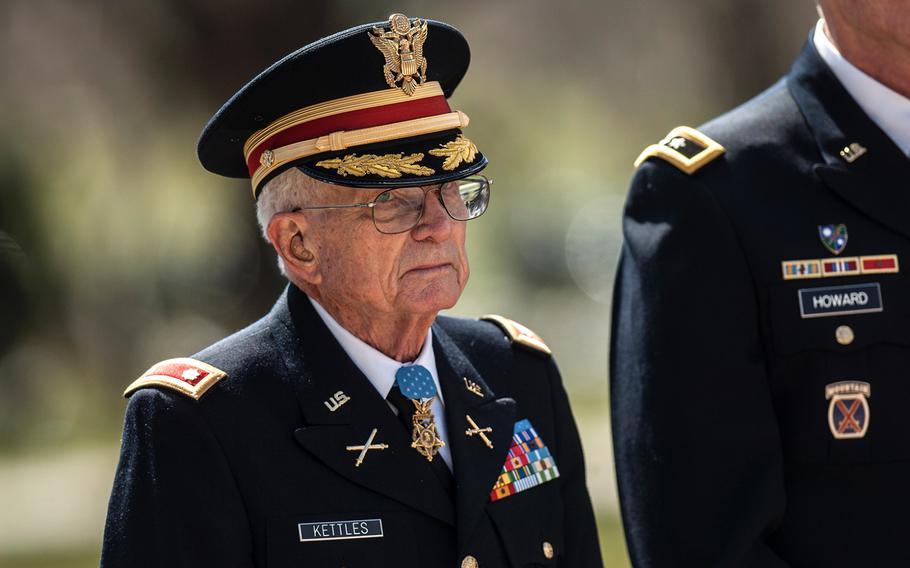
309,296,453,470
814,19,910,157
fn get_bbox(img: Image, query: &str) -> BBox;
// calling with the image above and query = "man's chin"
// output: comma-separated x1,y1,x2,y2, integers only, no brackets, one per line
397,280,463,315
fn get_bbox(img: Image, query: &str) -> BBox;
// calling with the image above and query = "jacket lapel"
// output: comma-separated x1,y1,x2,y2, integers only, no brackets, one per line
813,164,910,241
433,323,517,551
787,39,910,240
269,285,455,525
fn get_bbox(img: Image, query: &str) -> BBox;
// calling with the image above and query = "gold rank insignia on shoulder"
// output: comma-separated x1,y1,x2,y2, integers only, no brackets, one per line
634,126,725,174
123,357,227,401
481,315,552,356
370,13,428,96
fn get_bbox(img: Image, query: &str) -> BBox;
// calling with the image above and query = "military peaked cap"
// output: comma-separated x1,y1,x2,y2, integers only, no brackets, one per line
197,14,488,198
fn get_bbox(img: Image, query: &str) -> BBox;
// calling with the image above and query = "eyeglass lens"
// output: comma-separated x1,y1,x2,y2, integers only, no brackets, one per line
372,177,490,234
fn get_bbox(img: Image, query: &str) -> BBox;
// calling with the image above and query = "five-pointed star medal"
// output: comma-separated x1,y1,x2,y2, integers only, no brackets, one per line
409,398,445,461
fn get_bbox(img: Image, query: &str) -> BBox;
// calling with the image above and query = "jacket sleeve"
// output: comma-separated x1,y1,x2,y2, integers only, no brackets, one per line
548,358,604,567
610,161,788,567
100,388,254,568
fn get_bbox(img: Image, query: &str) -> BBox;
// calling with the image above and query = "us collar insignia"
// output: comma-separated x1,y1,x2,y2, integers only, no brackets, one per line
826,381,870,440
819,224,848,255
370,13,428,96
463,377,484,398
839,142,867,164
324,390,351,412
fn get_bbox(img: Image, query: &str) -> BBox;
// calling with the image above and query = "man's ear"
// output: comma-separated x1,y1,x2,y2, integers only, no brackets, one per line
266,213,322,284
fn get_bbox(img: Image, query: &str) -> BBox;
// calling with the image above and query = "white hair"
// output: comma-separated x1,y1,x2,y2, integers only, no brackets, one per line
255,168,316,276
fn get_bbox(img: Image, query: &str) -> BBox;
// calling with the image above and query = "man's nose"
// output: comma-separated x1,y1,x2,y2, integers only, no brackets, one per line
411,188,453,241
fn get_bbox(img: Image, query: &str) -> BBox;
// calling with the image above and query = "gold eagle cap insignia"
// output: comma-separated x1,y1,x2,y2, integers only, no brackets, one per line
369,13,428,96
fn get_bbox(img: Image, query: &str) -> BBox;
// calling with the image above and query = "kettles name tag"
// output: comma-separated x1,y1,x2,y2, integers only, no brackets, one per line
298,518,384,542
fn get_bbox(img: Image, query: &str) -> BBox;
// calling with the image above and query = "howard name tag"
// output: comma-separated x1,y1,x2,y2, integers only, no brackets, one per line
798,283,883,318
298,518,383,542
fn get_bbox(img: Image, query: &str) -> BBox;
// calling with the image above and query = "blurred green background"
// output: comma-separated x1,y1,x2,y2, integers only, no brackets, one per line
0,1,817,566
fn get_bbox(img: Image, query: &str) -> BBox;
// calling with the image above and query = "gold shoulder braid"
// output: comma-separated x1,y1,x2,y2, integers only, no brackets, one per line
481,315,552,356
316,152,435,177
634,126,725,175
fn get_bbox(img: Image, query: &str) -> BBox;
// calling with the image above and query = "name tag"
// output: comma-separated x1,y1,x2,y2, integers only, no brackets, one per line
298,518,383,542
798,283,883,318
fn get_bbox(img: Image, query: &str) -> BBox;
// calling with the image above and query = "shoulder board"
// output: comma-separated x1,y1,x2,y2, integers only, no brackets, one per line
634,125,725,174
123,357,227,401
480,314,552,356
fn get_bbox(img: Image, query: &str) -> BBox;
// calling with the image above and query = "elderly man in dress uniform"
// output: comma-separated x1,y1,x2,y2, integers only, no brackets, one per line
100,13,602,568
612,0,910,566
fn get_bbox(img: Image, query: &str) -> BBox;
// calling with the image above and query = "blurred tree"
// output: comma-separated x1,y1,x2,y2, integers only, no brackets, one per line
0,231,27,355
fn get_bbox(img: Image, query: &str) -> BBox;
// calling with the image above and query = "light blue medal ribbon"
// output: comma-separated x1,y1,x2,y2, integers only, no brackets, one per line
394,364,438,400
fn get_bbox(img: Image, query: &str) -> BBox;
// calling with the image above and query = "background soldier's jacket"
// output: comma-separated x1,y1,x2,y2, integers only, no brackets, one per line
101,285,602,567
611,39,910,566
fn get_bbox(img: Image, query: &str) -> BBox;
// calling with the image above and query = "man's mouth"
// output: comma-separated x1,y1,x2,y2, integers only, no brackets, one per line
404,263,453,276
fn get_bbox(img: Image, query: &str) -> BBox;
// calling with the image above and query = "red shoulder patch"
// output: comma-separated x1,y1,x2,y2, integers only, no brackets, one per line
123,357,227,401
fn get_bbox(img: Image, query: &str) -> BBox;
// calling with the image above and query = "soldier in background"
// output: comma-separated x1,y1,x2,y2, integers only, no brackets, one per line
612,1,910,565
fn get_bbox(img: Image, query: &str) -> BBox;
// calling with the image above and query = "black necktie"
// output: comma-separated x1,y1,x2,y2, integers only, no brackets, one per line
386,384,455,496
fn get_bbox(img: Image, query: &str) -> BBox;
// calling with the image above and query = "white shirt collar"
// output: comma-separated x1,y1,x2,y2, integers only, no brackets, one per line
814,19,910,157
308,296,444,403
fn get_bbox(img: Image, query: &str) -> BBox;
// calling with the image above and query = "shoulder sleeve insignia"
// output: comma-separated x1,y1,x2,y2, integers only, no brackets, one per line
480,315,552,356
633,125,725,174
123,357,227,401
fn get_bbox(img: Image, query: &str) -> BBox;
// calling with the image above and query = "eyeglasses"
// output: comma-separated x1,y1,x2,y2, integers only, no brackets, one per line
291,176,492,234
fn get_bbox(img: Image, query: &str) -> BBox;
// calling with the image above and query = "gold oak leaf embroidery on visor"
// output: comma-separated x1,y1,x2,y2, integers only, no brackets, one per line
315,152,435,178
428,135,477,171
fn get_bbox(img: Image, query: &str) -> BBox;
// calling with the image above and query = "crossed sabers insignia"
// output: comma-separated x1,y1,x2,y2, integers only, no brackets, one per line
465,415,493,449
346,428,389,467
836,399,863,433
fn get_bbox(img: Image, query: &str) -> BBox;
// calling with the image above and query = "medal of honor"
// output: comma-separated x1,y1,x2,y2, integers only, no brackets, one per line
409,398,445,461
395,365,446,462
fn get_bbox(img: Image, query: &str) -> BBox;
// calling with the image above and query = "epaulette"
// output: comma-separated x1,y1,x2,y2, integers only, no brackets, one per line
480,315,552,356
634,125,725,174
123,357,227,401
